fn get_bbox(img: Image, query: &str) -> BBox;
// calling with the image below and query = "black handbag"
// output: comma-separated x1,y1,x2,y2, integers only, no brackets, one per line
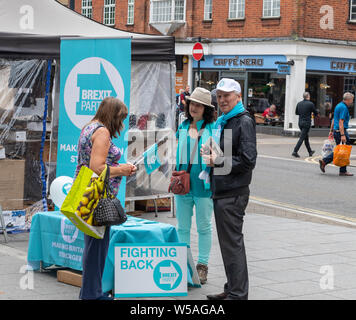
93,166,127,226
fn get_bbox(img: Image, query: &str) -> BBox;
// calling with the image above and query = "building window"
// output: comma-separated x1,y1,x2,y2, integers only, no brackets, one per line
103,0,116,26
82,0,92,19
127,0,134,24
344,77,356,94
263,0,280,18
229,0,245,19
174,0,185,21
350,0,356,21
204,0,213,20
150,0,185,23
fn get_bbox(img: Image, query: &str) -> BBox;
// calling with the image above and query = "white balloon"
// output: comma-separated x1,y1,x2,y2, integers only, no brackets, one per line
50,176,73,208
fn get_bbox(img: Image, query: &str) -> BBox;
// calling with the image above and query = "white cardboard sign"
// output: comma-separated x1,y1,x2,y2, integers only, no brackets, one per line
115,243,187,298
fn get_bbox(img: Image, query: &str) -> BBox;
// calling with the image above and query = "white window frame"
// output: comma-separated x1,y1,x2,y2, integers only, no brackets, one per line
228,0,245,19
204,0,213,21
263,0,280,18
127,0,135,25
350,0,356,21
150,0,186,23
82,0,92,19
103,0,116,26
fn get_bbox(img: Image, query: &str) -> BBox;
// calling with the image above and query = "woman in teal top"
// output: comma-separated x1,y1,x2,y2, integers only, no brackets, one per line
175,87,215,285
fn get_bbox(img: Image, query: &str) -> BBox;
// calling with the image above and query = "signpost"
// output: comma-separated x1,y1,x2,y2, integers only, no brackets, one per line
277,64,291,75
192,39,204,86
115,243,187,298
192,42,204,62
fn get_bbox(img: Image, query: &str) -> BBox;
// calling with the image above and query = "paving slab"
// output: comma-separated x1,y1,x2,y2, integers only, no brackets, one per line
2,211,356,300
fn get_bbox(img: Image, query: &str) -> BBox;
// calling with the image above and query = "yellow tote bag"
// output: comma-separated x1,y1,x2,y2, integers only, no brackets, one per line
60,165,107,239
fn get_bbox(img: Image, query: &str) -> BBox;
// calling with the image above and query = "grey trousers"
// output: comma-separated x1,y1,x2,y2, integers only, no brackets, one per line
213,194,249,300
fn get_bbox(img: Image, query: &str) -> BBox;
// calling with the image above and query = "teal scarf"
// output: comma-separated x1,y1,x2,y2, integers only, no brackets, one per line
199,101,245,183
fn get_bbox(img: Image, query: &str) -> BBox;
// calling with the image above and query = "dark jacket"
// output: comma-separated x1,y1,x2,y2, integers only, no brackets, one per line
295,99,318,127
210,111,257,199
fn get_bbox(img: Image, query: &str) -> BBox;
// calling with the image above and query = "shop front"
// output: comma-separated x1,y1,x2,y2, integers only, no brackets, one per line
192,55,287,124
306,56,356,123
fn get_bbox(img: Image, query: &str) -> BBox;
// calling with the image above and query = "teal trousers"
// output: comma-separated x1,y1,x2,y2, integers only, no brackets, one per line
174,193,213,265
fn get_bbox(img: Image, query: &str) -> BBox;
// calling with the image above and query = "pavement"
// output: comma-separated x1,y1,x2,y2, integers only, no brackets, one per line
2,132,356,300
2,209,356,300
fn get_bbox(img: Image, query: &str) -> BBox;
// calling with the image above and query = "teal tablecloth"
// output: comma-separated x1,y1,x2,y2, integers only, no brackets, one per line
27,211,196,293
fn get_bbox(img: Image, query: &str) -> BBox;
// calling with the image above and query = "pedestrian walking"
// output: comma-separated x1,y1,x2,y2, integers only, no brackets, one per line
201,78,257,300
319,92,354,176
292,92,318,158
75,97,136,300
175,87,215,285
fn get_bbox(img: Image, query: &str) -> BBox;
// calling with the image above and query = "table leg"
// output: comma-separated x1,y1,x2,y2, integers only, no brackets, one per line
153,199,158,218
0,205,8,243
171,196,175,218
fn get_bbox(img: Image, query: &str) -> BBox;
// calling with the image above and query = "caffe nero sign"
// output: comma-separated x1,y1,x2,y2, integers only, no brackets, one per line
307,56,356,73
192,55,287,70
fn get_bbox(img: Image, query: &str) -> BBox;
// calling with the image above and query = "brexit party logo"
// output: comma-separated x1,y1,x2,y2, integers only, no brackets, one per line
61,218,79,244
63,57,125,129
153,260,183,291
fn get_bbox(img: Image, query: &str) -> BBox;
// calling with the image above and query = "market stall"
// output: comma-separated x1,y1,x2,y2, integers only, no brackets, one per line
0,0,176,223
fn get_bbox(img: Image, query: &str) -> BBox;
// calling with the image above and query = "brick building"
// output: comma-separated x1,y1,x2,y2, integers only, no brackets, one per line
71,0,356,132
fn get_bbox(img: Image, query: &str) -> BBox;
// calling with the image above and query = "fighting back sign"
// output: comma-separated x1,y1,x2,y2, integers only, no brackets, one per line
115,243,187,298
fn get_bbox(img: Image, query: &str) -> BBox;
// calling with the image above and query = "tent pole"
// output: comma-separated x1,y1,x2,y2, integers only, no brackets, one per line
39,59,52,211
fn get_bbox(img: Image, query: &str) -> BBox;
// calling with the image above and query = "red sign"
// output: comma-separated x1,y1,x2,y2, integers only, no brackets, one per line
192,42,204,61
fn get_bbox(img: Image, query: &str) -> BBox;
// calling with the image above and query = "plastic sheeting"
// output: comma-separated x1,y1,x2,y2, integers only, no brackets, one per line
0,58,177,211
0,58,55,210
51,60,177,201
126,61,176,198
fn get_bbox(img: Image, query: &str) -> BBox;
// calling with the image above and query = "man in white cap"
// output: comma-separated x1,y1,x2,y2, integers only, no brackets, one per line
201,78,257,300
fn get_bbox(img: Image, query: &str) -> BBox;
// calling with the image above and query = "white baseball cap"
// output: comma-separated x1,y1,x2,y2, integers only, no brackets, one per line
216,78,241,93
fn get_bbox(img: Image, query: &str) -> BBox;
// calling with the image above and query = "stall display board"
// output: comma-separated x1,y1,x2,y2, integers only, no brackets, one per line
115,243,187,298
57,37,131,205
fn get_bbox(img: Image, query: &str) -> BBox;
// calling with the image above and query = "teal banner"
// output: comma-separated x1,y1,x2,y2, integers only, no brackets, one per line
57,38,131,204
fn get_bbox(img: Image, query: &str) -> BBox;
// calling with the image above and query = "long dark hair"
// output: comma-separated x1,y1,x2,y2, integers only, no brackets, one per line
92,97,128,138
184,100,215,124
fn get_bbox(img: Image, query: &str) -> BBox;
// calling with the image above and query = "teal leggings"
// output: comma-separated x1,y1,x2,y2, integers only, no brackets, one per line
174,193,213,266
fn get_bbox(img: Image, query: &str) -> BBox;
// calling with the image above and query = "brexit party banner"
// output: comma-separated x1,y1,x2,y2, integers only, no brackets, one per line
57,38,131,205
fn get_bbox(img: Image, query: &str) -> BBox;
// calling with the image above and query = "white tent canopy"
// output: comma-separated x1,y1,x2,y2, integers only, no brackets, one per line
0,0,176,202
0,0,175,60
0,0,150,37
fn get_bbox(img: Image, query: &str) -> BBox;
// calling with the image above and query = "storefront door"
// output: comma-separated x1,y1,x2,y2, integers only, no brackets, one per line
220,71,247,104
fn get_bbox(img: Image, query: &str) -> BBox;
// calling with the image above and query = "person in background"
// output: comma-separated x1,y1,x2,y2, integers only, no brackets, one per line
181,85,191,110
319,92,354,176
292,92,318,158
177,88,185,112
325,102,332,120
176,88,185,130
211,88,219,121
75,97,136,300
262,104,277,120
175,87,215,285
